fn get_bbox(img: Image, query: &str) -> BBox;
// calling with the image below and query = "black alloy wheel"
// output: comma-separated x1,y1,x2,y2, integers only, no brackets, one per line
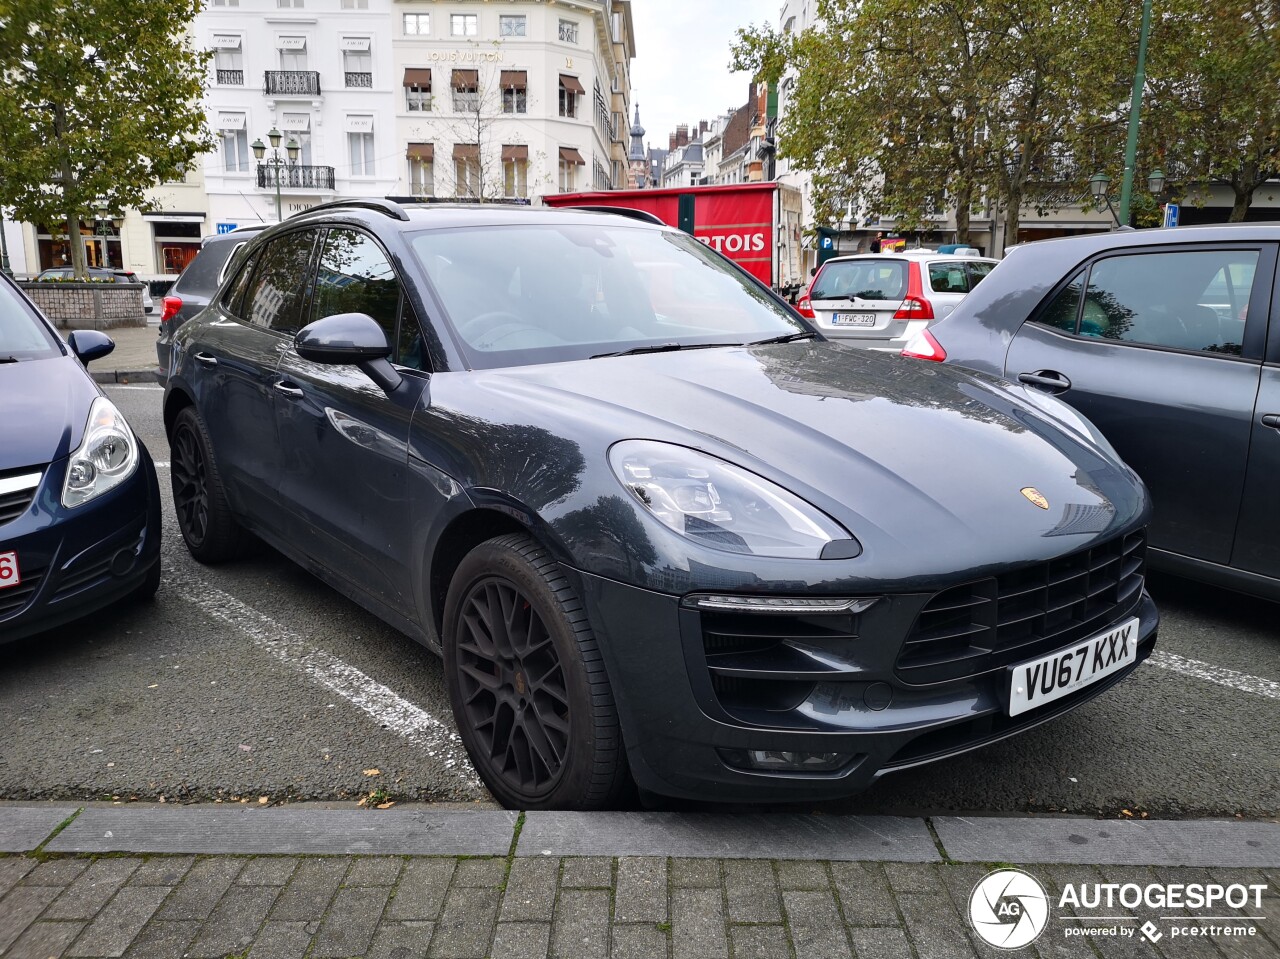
456,576,571,795
443,534,629,809
169,406,247,563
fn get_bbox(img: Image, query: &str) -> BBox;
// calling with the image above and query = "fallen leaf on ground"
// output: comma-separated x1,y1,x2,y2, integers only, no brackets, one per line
376,801,395,809
363,768,380,776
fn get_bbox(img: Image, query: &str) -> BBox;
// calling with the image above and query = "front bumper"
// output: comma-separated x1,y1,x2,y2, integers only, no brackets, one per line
575,569,1158,803
0,449,162,645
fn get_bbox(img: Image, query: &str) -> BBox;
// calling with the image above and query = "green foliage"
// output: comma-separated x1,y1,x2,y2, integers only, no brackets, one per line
0,0,214,274
734,0,1280,236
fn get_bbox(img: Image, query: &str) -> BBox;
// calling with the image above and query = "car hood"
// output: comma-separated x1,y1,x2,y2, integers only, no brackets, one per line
444,342,1145,581
0,355,98,469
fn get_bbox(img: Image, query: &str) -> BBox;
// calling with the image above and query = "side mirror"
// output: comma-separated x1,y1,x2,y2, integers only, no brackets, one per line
295,313,402,393
67,329,115,365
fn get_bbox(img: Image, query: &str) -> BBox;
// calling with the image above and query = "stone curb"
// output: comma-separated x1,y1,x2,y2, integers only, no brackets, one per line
3,804,1278,867
90,369,162,384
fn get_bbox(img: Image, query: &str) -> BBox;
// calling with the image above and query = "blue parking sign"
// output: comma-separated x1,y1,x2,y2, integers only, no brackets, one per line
216,222,237,235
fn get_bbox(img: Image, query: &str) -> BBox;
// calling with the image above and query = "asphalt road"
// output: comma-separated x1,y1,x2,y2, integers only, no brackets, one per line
1,384,1276,818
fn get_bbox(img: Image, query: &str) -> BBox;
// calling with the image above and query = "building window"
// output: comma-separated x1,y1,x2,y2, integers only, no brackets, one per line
499,15,525,37
282,112,312,165
451,14,477,37
211,0,239,5
501,71,527,114
453,145,480,198
343,47,372,87
213,41,243,85
348,125,375,176
404,68,432,111
502,146,528,198
558,19,578,43
341,0,368,7
407,145,434,196
279,40,307,71
558,74,582,118
558,159,576,192
403,13,429,35
277,0,303,7
222,127,249,173
452,69,478,112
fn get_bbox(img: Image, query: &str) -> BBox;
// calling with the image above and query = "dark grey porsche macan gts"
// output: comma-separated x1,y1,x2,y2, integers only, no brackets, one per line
163,200,1157,808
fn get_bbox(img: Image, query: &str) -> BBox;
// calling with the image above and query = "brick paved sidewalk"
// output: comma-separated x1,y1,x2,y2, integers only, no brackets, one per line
1,853,1276,959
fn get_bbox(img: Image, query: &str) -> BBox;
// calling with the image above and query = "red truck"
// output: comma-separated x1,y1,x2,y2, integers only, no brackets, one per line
543,182,805,297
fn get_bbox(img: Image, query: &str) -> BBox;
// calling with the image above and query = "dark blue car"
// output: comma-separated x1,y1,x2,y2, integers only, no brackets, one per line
0,276,161,643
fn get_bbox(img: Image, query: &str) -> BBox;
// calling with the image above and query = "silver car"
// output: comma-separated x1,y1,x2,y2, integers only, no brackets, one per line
797,251,998,350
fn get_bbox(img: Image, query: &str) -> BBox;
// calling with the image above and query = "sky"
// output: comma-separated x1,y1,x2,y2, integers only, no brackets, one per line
628,0,780,154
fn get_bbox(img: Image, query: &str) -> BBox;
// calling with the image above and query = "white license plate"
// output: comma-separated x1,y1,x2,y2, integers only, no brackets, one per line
0,550,20,591
1007,617,1138,716
831,312,877,327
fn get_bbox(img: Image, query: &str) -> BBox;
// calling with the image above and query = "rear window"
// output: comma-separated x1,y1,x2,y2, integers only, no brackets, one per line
811,259,906,301
173,236,252,295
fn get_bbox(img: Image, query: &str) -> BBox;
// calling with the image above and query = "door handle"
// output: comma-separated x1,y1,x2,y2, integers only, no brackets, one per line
193,352,218,367
1262,413,1280,429
273,381,304,399
1017,370,1072,394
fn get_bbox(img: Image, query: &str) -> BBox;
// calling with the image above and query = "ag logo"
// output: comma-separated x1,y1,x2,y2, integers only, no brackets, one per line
968,868,1049,950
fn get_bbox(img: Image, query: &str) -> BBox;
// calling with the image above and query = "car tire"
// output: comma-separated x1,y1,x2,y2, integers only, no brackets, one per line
443,533,630,810
169,406,248,563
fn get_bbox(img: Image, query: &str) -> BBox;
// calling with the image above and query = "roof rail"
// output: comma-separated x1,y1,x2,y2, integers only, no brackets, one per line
564,205,666,226
288,198,411,222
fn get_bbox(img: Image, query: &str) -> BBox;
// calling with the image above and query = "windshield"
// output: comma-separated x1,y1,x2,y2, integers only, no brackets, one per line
811,259,906,301
410,224,806,369
0,282,61,360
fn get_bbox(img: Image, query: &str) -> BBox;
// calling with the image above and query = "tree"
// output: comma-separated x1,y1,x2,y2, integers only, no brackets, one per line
733,0,1132,248
1141,0,1280,221
0,0,212,277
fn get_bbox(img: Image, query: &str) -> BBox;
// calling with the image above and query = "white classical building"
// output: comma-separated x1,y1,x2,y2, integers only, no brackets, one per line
14,0,633,279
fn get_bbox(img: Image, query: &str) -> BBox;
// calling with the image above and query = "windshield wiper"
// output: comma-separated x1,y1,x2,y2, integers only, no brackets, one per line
0,355,19,364
590,342,732,359
745,331,819,346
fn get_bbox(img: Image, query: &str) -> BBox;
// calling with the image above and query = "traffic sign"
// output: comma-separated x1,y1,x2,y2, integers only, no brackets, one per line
216,222,237,235
1162,204,1179,228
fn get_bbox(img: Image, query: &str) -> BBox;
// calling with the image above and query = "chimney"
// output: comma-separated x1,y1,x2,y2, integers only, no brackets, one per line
669,133,677,151
676,124,689,147
700,120,709,135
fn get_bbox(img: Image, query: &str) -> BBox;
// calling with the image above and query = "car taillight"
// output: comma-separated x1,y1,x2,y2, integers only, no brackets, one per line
901,328,947,362
892,261,934,320
161,295,182,324
796,295,815,319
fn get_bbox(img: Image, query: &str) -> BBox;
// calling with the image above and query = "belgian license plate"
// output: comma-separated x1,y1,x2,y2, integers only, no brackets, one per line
831,312,876,327
0,550,20,591
1007,617,1138,716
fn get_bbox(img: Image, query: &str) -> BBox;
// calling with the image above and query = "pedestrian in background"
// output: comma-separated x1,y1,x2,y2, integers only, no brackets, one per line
869,232,883,253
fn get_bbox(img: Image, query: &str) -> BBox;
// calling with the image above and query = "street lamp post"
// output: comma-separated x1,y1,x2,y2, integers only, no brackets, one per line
93,199,123,270
1089,169,1168,228
251,127,300,223
0,206,11,278
1118,0,1155,225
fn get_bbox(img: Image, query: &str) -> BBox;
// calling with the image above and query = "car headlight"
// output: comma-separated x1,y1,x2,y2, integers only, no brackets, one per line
62,397,140,508
609,440,850,559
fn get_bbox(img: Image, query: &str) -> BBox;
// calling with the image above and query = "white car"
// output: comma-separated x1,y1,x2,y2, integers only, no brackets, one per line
797,250,999,350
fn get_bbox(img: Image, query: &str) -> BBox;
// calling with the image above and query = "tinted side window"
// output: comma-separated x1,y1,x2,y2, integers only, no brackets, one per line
927,261,970,293
243,232,319,334
967,261,995,286
220,249,262,317
1035,271,1084,333
312,229,400,346
1082,250,1256,355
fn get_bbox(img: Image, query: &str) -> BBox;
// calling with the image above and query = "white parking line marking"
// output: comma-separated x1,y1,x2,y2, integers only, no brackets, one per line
1148,650,1280,701
167,571,481,789
108,385,163,391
